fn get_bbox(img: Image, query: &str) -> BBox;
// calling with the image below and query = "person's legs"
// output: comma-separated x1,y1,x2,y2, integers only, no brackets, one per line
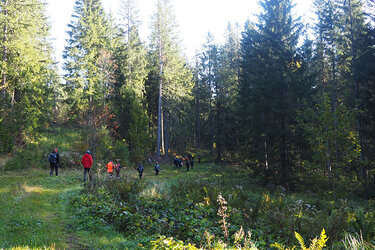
50,163,54,176
55,164,59,176
84,168,88,181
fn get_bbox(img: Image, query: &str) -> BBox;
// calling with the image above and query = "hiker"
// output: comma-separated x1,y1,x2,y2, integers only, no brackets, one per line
137,162,144,179
114,160,122,178
81,150,93,182
154,161,160,175
173,156,180,168
106,160,114,177
190,154,195,169
179,157,184,169
48,148,60,176
185,157,190,172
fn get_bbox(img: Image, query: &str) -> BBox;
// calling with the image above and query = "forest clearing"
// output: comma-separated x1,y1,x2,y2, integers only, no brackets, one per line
0,127,374,249
1,0,375,248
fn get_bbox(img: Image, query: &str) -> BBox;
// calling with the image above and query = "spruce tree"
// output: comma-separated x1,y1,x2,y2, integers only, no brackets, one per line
0,0,57,152
63,0,114,121
147,0,193,158
239,0,304,184
112,0,150,162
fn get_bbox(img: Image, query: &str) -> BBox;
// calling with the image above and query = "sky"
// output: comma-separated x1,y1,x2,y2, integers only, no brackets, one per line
46,0,313,71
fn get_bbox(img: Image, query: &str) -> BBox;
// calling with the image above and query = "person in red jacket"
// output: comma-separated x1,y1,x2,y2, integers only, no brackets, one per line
81,150,93,182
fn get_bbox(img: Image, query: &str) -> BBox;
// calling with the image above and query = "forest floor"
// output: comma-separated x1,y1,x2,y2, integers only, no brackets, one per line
0,153,212,249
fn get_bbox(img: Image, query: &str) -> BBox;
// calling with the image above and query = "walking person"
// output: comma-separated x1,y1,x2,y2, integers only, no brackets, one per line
114,160,122,178
173,156,180,169
185,157,190,172
179,157,184,169
137,162,144,179
106,160,114,177
48,148,60,176
154,161,160,175
190,154,195,169
81,150,93,182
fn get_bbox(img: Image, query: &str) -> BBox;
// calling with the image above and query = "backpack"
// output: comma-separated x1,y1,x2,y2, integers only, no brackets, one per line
48,153,57,164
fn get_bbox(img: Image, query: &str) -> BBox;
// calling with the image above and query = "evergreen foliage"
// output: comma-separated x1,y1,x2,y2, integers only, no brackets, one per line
0,0,58,153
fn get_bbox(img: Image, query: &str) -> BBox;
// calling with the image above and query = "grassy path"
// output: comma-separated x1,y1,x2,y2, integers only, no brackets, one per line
0,169,84,249
0,160,216,249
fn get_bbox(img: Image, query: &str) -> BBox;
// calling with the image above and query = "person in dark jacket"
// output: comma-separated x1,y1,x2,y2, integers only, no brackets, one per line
185,157,190,172
173,157,180,168
48,148,60,176
114,160,122,178
179,157,183,169
81,150,93,182
137,162,144,179
154,162,160,175
190,154,195,169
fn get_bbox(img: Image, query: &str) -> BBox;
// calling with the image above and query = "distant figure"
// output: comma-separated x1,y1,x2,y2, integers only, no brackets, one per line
81,150,93,182
154,162,160,175
179,157,184,169
147,158,153,164
185,157,190,172
190,154,195,169
198,155,201,163
137,162,144,179
48,148,60,176
114,160,122,178
173,157,180,168
106,160,114,177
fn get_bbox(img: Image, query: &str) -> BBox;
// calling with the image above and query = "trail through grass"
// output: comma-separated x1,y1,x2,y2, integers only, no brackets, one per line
0,169,83,249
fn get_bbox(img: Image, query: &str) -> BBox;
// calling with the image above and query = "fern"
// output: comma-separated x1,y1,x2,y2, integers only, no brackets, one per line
295,231,307,249
272,229,328,250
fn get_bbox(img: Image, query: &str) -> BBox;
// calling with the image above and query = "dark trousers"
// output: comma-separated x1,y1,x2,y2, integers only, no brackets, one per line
191,161,194,169
155,170,159,175
139,171,143,179
84,168,92,181
186,164,190,172
50,163,58,176
116,170,120,178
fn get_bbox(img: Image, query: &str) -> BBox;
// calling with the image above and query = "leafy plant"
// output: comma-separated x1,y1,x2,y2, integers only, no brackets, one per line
271,229,328,250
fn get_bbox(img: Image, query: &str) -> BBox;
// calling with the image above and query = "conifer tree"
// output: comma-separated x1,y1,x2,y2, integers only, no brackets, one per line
63,0,116,157
147,0,193,158
339,0,375,182
239,0,304,184
0,0,57,152
63,0,114,122
112,0,150,162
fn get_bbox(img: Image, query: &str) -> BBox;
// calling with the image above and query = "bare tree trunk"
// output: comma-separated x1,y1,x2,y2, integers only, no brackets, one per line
195,60,200,148
1,1,8,100
165,110,170,158
348,0,367,183
161,106,165,155
156,22,163,160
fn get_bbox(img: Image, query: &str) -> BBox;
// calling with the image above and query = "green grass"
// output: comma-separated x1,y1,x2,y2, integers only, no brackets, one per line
0,168,132,249
0,127,130,249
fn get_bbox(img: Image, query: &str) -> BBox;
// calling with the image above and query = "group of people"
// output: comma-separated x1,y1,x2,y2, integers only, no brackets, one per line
174,153,200,172
48,149,200,181
136,160,160,179
48,149,122,181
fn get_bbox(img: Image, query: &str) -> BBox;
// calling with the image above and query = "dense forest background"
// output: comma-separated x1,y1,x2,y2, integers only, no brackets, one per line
0,0,375,193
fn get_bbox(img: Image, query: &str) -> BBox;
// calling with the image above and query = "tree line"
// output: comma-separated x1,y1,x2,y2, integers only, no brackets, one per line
0,0,374,190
